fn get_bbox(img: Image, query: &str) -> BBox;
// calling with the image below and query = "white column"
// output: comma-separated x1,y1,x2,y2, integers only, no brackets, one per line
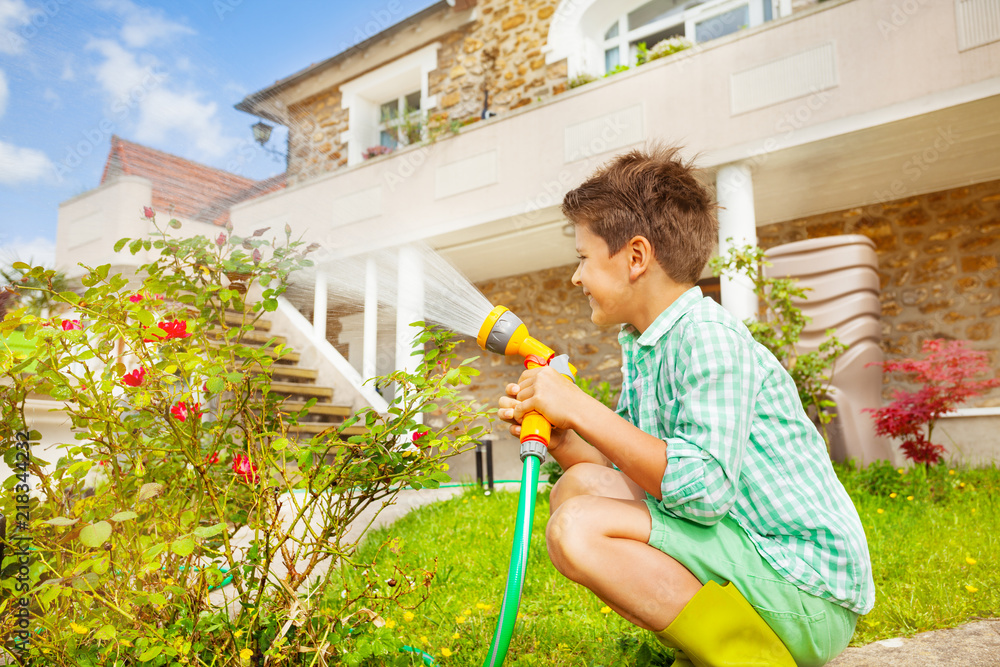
395,246,425,376
716,163,759,322
363,257,378,380
313,269,328,340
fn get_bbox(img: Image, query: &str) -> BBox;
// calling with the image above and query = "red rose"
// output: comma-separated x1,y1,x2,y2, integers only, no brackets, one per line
205,451,220,465
170,400,201,422
216,233,226,247
61,319,82,331
143,206,154,219
122,367,146,387
232,453,260,484
129,293,144,303
144,319,191,342
411,430,429,444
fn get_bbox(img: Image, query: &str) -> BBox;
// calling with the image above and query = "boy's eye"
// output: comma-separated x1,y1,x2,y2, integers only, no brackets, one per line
576,255,586,261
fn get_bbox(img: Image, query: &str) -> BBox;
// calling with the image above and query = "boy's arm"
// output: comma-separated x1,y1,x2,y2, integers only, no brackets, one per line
509,370,670,499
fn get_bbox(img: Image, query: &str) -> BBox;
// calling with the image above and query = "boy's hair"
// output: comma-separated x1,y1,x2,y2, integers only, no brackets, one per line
561,144,718,285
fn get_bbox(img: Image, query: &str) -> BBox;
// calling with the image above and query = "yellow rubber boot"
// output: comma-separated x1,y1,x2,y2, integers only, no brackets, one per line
653,581,797,667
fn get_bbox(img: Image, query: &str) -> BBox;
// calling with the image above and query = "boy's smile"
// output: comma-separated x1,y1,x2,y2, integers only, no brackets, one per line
572,224,632,327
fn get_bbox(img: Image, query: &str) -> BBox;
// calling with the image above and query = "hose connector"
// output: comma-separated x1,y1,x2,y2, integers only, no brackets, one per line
519,439,547,462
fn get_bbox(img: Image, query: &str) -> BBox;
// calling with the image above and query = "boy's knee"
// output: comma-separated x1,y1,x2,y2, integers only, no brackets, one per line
546,495,597,577
549,463,616,513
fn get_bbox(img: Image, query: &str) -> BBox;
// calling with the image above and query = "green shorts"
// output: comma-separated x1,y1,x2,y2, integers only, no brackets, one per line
644,498,858,667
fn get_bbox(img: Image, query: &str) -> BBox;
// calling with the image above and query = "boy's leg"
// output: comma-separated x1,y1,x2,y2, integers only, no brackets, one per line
546,464,703,631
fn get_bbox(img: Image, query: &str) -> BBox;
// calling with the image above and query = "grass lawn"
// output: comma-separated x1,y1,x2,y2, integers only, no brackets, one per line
348,462,1000,666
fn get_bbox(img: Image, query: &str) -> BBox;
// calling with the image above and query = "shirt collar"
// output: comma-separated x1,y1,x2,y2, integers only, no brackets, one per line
618,286,704,348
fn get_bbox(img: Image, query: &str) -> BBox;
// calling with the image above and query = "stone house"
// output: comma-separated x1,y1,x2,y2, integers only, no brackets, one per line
56,0,1000,479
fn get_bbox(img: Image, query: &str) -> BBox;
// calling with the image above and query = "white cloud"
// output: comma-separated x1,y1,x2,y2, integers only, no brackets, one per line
87,39,240,162
43,87,59,108
0,236,55,268
0,67,7,117
0,0,32,55
0,140,54,185
95,0,194,49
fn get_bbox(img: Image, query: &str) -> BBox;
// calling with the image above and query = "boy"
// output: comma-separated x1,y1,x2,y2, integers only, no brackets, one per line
498,146,874,666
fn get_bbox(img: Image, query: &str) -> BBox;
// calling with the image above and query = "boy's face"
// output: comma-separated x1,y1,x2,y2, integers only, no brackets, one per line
571,224,633,327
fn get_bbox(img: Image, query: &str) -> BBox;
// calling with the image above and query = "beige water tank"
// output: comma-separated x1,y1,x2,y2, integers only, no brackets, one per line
765,235,893,465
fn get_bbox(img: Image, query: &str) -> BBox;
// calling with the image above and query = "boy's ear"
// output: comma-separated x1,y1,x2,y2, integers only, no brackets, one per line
627,235,654,281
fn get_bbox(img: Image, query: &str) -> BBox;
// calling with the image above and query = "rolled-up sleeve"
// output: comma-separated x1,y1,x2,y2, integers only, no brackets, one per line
656,322,756,525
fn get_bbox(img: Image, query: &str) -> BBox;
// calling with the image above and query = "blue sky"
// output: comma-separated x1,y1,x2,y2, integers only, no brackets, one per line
0,0,439,266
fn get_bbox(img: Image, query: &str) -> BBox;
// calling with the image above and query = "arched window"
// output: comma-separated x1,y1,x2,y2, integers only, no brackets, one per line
547,0,780,78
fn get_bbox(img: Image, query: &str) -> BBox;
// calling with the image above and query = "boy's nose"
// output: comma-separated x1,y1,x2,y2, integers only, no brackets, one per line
571,264,582,286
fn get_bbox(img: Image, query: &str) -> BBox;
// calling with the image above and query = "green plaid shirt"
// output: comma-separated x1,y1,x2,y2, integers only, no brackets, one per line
616,286,875,614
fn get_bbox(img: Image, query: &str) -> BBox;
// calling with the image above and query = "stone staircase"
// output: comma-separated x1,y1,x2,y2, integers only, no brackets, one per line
213,311,365,439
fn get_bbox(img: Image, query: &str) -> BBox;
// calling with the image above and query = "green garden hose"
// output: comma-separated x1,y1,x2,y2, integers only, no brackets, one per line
481,452,541,667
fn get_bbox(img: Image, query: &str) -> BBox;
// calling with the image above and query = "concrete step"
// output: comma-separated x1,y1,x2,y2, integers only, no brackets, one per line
268,382,333,400
278,402,352,418
208,328,287,347
268,366,318,381
224,310,272,331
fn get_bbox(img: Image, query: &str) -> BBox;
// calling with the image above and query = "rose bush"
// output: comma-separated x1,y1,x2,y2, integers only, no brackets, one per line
0,213,485,665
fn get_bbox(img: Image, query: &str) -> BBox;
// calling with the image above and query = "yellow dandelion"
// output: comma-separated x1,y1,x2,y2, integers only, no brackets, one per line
598,637,604,642
462,499,468,503
240,648,253,661
972,508,977,513
403,611,415,622
441,648,453,657
463,608,472,615
897,468,905,474
966,557,977,566
889,493,897,499
420,636,429,645
557,643,569,651
949,469,956,475
453,632,460,639
475,602,488,609
965,585,978,593
234,630,244,639
600,606,612,614
907,495,914,501
69,622,88,635
876,509,884,514
385,619,397,629
456,615,466,624
960,482,966,488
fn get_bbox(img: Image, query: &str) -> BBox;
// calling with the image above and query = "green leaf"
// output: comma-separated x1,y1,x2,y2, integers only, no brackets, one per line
206,376,226,393
45,516,79,527
168,218,182,229
226,371,243,383
139,645,162,661
128,238,143,255
137,482,164,501
262,298,278,312
12,261,29,270
171,536,195,557
94,624,116,641
142,542,167,561
136,309,155,328
271,437,289,451
58,291,81,305
79,521,112,548
114,238,130,252
193,522,226,539
109,511,138,522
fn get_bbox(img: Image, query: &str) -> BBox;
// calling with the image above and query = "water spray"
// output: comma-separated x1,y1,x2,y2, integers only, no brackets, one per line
476,305,576,667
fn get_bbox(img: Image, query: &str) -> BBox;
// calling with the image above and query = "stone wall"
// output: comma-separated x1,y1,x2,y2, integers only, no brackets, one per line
430,0,568,121
286,89,349,186
757,179,1000,407
285,1,569,183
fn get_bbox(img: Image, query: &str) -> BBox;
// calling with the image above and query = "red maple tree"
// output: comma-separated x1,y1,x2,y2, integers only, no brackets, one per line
865,339,1000,466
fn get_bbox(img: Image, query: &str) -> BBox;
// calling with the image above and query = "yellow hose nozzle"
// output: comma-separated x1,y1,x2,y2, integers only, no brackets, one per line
477,305,577,449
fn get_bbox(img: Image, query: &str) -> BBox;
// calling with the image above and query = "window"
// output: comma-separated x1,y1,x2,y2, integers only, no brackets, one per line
597,0,772,74
378,90,422,149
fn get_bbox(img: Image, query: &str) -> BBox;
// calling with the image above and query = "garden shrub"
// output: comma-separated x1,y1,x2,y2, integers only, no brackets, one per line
0,213,485,665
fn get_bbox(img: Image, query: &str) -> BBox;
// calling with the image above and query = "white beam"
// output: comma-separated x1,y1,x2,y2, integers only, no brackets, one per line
313,269,328,340
716,163,759,322
363,257,378,380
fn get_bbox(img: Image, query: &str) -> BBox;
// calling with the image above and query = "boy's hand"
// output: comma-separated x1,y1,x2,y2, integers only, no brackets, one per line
511,366,589,432
498,372,574,449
